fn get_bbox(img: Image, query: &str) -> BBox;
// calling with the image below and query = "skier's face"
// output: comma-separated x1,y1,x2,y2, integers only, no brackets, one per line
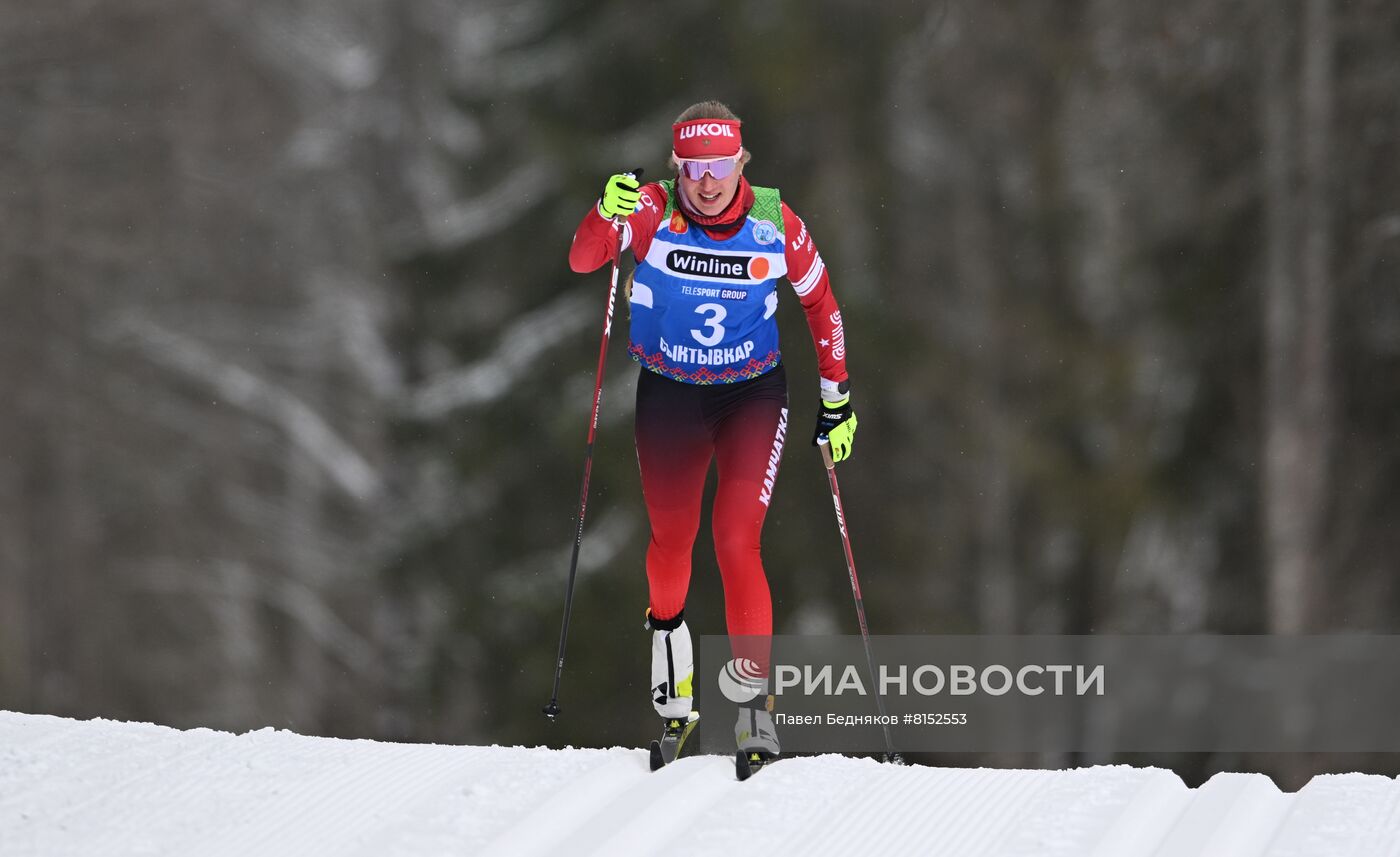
678,156,743,217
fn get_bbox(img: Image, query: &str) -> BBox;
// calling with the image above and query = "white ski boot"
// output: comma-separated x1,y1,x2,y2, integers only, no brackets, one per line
647,610,698,770
735,694,779,780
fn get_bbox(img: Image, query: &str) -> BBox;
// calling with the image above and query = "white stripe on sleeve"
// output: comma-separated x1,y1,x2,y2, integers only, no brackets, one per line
791,253,825,297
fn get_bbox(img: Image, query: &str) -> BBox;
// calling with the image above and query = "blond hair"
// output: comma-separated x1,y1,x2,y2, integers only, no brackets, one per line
673,100,741,125
669,100,753,171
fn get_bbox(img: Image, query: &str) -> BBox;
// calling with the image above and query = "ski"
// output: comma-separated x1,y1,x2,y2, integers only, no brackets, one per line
734,749,775,781
648,711,700,771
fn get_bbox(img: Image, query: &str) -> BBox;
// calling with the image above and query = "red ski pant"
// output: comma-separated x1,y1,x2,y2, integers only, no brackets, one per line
635,365,788,674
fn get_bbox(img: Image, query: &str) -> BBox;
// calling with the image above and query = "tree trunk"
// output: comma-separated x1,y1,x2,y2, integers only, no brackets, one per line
955,164,1017,635
1262,0,1333,634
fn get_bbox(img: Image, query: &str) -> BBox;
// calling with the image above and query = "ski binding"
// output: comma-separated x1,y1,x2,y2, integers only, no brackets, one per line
648,711,700,771
735,748,775,781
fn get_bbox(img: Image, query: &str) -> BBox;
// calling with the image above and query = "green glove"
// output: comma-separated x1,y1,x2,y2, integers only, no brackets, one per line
813,396,858,463
598,169,644,220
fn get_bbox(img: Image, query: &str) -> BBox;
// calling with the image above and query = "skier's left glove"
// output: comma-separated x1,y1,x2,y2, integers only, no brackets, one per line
813,396,858,463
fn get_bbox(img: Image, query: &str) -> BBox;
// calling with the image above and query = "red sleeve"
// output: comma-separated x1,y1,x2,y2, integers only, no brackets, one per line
568,182,668,273
782,202,849,399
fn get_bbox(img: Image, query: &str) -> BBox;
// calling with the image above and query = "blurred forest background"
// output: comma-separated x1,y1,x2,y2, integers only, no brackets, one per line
2,0,1398,785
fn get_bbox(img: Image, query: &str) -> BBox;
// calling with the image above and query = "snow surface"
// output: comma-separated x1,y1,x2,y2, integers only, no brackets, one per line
3,711,1400,856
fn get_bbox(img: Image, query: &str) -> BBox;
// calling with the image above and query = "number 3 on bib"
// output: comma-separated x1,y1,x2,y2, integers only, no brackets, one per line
690,303,727,347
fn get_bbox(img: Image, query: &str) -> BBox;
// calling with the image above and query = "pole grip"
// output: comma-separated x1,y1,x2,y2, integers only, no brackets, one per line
818,436,835,470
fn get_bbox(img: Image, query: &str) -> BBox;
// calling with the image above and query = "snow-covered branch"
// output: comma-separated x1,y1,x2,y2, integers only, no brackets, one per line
100,315,384,504
408,285,597,418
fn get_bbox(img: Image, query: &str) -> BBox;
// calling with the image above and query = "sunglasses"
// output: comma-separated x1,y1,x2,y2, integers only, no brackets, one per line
677,155,740,182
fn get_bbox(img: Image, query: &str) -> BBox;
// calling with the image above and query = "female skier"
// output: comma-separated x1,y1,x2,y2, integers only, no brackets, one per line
568,100,856,765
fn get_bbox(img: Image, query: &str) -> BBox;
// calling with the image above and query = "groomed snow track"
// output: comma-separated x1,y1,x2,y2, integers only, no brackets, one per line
2,712,1399,856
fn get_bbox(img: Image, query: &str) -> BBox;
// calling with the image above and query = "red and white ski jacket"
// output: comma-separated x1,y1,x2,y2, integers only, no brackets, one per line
569,179,850,401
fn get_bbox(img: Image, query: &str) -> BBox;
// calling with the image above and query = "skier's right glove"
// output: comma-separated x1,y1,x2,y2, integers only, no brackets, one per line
598,169,644,220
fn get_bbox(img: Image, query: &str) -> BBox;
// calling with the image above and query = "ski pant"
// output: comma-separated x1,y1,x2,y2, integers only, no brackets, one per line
635,364,788,675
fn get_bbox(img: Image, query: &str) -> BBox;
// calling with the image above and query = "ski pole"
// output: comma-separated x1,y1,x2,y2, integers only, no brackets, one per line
543,170,641,721
818,437,903,763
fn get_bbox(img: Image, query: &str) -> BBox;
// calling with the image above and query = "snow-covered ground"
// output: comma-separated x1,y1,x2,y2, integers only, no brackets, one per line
2,711,1399,856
